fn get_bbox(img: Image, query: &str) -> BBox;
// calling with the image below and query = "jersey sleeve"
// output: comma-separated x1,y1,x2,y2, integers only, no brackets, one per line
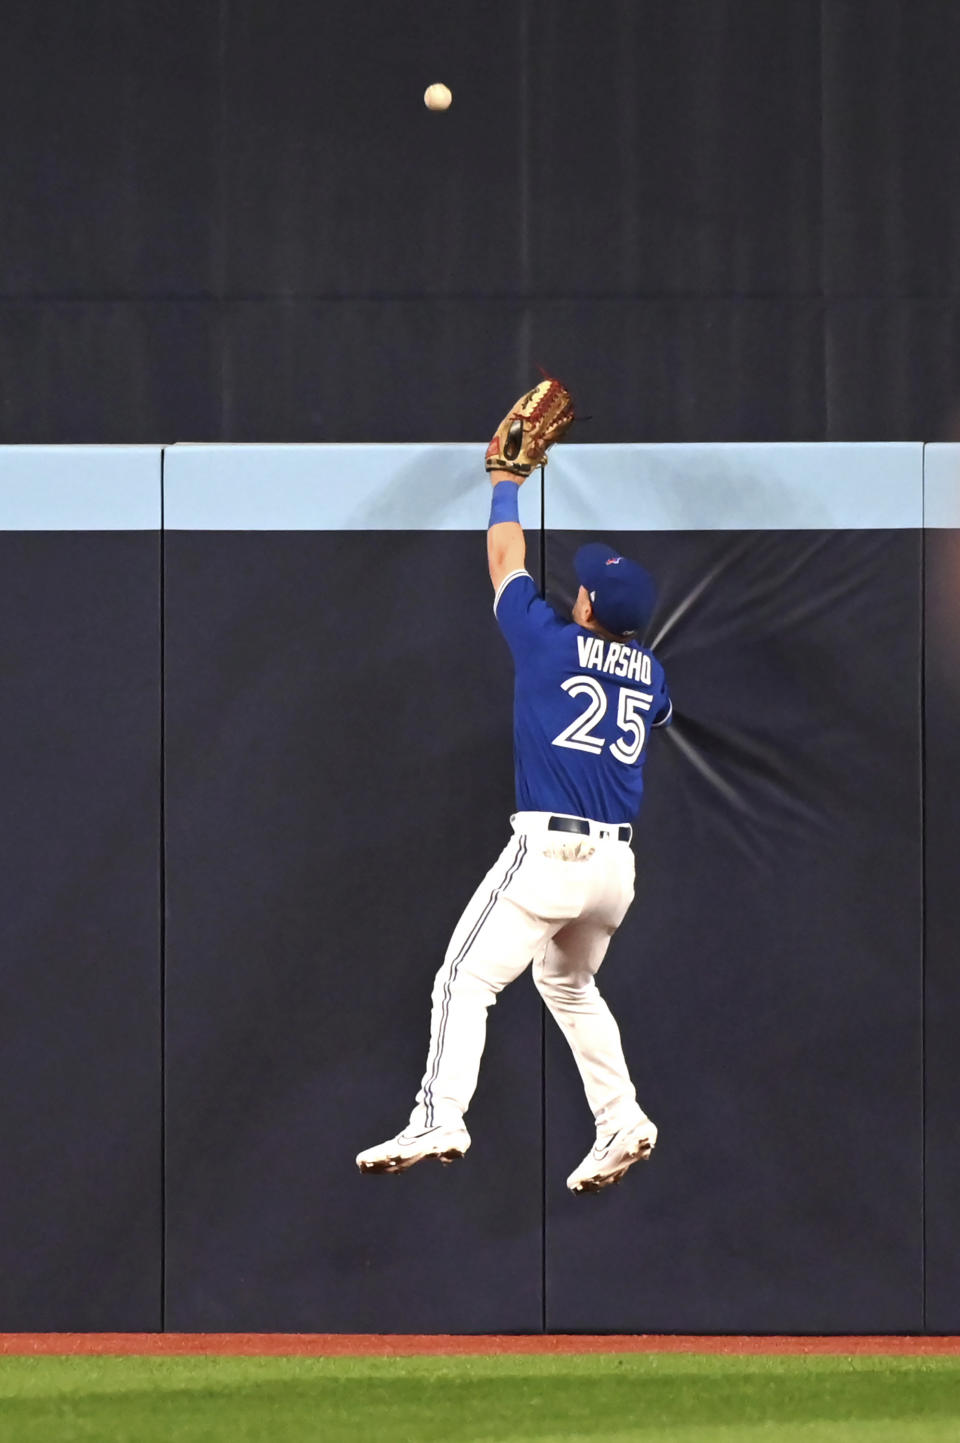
493,569,564,662
650,663,672,728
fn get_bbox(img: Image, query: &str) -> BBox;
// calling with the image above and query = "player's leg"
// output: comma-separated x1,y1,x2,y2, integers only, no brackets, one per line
532,844,657,1192
357,832,552,1172
533,919,646,1133
412,855,550,1130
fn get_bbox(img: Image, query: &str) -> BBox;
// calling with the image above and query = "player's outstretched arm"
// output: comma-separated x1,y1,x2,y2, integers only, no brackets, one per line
483,378,574,593
487,470,526,593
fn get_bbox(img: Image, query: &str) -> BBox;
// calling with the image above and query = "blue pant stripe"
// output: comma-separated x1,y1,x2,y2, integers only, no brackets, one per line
423,836,527,1127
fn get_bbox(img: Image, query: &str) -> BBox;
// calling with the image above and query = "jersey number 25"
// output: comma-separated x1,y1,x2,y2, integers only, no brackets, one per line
552,677,653,765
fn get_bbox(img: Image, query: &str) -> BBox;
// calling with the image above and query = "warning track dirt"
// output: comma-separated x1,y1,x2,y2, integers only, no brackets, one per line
0,1333,958,1357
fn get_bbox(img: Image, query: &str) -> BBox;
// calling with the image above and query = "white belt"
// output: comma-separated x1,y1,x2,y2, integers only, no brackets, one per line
511,811,633,844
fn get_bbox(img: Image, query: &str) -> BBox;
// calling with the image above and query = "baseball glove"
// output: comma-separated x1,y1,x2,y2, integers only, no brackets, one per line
485,378,575,477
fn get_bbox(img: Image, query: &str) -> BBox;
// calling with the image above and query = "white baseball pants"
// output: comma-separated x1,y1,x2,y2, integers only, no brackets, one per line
410,811,647,1137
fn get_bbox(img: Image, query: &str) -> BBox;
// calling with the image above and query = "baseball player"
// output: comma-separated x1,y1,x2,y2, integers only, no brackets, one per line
357,381,672,1192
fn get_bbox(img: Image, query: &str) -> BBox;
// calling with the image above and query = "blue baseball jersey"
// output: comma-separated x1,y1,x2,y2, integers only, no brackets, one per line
494,568,672,825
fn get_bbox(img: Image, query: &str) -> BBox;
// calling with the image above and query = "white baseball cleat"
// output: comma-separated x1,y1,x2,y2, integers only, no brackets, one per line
356,1123,471,1175
566,1118,658,1194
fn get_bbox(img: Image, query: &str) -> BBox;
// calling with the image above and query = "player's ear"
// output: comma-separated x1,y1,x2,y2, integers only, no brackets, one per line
574,585,593,624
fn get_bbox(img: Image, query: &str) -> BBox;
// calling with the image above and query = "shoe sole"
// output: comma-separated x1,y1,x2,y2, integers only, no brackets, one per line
357,1146,467,1175
569,1137,655,1194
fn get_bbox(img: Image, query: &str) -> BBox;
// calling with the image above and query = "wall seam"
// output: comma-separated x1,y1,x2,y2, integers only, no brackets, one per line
920,441,927,1332
159,445,167,1331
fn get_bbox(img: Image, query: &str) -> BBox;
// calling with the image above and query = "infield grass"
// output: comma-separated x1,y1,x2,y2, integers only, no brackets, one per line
0,1353,957,1442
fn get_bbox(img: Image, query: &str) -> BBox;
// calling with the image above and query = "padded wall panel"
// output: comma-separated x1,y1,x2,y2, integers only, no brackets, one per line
541,444,923,1332
163,450,543,1329
922,443,960,1329
0,448,161,1328
543,526,923,1331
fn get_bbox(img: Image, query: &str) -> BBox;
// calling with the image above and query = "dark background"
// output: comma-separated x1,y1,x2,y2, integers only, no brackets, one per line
1,0,959,443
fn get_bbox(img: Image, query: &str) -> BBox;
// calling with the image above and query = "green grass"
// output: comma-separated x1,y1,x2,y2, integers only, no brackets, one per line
0,1353,957,1442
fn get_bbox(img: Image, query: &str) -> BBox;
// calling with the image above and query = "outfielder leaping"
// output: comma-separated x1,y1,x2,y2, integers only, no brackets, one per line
357,381,672,1192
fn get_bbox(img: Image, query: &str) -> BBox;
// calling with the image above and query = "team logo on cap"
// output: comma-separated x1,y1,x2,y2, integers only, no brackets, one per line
605,557,623,566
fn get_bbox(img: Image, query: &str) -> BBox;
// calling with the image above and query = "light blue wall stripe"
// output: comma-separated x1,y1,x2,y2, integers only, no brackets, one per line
547,443,924,531
165,441,924,531
0,442,943,532
922,444,960,528
0,446,162,530
163,443,540,531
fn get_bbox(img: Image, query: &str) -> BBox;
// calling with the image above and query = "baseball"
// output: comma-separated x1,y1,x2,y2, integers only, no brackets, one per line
424,83,452,112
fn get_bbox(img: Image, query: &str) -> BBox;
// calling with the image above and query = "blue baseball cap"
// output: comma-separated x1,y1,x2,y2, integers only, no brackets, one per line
574,542,657,638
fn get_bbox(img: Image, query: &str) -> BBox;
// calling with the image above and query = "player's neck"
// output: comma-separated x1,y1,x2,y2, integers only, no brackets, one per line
582,618,628,645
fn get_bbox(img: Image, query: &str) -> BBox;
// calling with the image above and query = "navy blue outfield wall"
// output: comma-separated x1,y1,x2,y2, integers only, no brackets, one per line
921,445,960,1334
0,448,162,1330
3,441,960,1332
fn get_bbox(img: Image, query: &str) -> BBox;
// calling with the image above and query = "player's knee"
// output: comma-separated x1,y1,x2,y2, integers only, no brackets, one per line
534,972,595,1007
432,963,500,1007
457,959,507,999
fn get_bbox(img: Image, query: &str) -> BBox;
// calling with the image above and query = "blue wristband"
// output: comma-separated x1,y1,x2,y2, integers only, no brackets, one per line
489,480,520,526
